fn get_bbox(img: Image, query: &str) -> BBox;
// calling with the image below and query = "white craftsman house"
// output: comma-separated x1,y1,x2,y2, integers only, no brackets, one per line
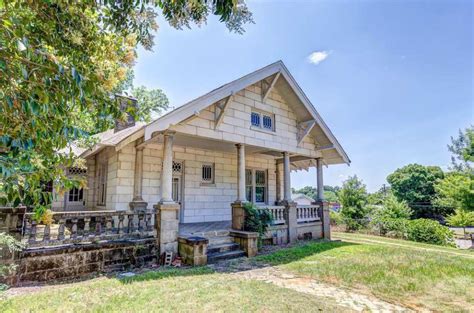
50,61,349,257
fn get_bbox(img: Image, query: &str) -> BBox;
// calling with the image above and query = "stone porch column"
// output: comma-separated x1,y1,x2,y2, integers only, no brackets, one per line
283,152,291,202
316,158,324,201
154,131,180,255
232,143,246,230
281,151,298,243
129,146,147,211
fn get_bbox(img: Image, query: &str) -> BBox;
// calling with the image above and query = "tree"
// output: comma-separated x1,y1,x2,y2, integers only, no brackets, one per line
448,125,474,173
293,185,339,202
446,209,474,238
0,1,253,214
387,164,444,205
339,176,368,230
367,185,391,205
435,172,474,212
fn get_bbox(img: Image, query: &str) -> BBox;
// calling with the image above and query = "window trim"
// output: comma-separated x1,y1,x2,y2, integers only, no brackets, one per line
245,168,268,204
250,110,275,132
96,161,108,207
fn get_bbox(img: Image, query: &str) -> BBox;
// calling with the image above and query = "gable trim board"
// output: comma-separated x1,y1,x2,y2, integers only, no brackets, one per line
144,60,349,165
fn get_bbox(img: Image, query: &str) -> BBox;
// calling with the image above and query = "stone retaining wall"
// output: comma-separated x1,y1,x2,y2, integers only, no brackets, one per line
3,238,156,285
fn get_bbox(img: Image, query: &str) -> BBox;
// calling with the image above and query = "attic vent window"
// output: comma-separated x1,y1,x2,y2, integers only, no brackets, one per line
251,110,274,132
251,112,260,127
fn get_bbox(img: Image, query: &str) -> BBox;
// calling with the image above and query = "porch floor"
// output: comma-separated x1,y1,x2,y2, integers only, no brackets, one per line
179,221,231,237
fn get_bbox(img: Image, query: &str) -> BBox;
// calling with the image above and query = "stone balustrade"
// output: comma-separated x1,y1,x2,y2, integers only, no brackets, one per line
296,204,320,224
22,210,155,248
257,205,286,225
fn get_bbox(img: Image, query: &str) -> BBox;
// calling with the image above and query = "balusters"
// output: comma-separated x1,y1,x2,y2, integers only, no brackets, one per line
127,213,135,234
43,224,51,242
71,218,78,239
145,213,152,231
58,218,66,240
28,219,37,244
118,214,125,235
84,217,91,239
105,215,113,234
138,213,145,233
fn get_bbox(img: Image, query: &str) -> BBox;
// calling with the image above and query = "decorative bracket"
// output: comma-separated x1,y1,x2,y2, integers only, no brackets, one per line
297,119,316,145
261,72,281,102
214,95,233,130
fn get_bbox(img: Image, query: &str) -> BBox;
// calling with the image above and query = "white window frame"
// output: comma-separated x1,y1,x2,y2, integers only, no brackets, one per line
245,168,268,204
250,110,275,132
200,163,215,186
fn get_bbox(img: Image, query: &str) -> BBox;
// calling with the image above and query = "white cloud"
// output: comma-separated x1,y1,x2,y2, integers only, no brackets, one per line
307,50,330,65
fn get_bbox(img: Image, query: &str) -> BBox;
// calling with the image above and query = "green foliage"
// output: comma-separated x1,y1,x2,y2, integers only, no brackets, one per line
370,195,412,235
406,219,455,247
132,86,169,122
387,164,444,216
434,172,474,212
339,176,368,230
242,202,273,245
367,186,391,205
448,125,474,173
0,0,252,214
292,185,340,202
446,209,474,237
0,232,24,290
329,210,342,226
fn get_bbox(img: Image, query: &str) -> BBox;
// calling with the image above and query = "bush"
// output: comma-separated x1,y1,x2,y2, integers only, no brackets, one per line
446,209,474,238
406,219,455,247
242,202,273,246
372,217,409,238
0,233,24,290
330,210,343,226
370,196,412,235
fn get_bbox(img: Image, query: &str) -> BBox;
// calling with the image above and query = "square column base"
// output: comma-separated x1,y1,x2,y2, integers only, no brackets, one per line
231,201,247,230
154,202,180,255
178,236,209,266
129,200,148,211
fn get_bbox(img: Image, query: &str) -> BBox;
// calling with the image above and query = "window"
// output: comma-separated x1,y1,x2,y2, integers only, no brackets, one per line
255,170,267,203
251,112,260,127
251,111,274,131
97,162,107,206
245,169,253,202
68,187,84,202
246,169,267,203
201,163,214,184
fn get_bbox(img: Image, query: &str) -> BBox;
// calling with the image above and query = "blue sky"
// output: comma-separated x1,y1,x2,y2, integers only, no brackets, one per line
134,0,473,192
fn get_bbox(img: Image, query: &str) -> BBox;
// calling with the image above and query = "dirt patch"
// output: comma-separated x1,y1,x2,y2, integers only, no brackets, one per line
233,267,412,312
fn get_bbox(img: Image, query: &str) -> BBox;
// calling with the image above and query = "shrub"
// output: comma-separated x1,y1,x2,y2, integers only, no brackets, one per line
446,209,474,238
406,219,455,247
330,210,343,226
0,233,24,290
370,196,412,235
372,217,409,238
242,202,273,246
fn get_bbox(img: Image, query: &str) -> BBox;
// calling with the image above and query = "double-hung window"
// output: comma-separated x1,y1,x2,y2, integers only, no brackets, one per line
250,110,274,131
245,169,267,204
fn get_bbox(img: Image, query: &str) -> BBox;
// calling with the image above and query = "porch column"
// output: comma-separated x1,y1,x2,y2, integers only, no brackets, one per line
276,161,284,203
130,146,147,211
283,151,291,202
282,151,297,243
160,132,174,203
236,143,246,202
232,143,246,230
316,158,324,201
154,131,180,256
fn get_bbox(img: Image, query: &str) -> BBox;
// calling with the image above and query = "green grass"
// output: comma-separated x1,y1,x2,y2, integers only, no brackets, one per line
1,267,343,313
257,232,474,312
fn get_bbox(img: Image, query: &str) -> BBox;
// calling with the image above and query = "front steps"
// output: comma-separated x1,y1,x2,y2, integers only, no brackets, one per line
195,230,245,263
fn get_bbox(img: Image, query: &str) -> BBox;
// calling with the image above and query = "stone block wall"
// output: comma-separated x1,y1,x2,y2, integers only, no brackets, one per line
3,238,156,285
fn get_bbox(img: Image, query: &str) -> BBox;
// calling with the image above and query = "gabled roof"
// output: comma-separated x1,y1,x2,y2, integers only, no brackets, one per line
144,60,350,165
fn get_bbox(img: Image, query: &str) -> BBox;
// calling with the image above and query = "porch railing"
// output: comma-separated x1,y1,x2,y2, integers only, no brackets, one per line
296,204,320,224
257,206,286,225
22,210,155,248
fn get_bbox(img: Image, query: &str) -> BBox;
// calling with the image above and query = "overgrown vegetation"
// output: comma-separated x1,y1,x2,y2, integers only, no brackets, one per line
242,202,272,246
0,233,23,290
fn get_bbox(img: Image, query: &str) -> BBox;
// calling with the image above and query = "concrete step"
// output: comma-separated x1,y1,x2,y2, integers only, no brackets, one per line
207,249,246,264
207,242,240,254
208,236,234,246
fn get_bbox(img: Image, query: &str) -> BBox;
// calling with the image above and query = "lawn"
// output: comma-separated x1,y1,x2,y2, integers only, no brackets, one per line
257,232,474,312
2,233,473,312
0,267,343,312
